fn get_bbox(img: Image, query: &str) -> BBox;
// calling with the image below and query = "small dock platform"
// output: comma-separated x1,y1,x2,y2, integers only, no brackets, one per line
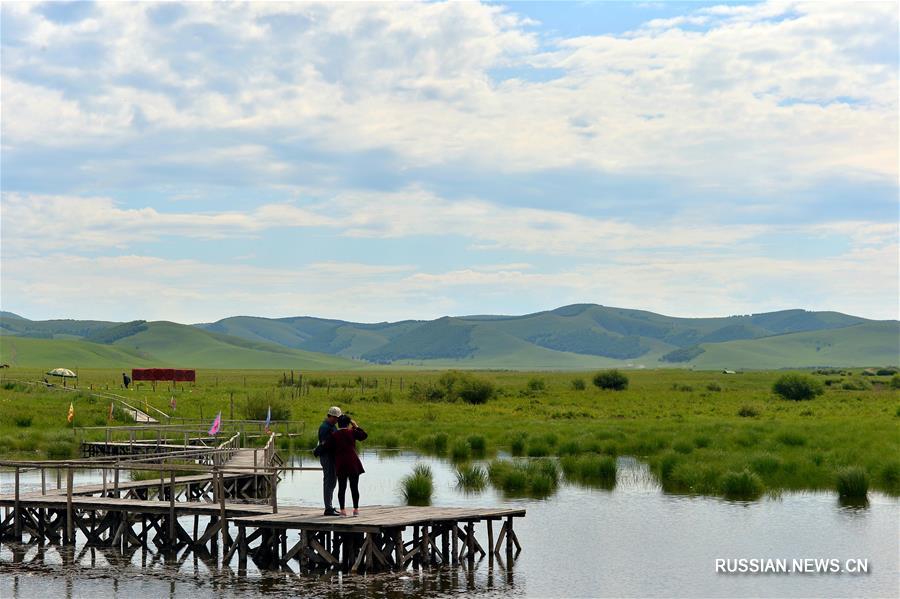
0,428,525,575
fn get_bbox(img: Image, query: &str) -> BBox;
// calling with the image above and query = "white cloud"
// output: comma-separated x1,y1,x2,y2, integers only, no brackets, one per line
2,1,896,188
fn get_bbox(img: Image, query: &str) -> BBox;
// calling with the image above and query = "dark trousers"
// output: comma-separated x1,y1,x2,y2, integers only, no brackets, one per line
320,455,336,509
337,473,360,510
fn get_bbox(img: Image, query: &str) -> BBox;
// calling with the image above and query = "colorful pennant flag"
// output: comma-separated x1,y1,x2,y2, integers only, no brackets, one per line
208,411,222,436
264,405,272,434
67,402,74,424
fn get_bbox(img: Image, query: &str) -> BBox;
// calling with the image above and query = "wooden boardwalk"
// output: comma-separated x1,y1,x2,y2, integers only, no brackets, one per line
0,430,525,574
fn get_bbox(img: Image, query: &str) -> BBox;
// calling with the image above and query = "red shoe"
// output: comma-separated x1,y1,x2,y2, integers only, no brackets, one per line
352,509,359,517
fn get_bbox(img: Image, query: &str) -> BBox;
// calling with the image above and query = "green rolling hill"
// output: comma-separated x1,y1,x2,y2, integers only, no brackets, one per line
0,318,358,370
1,306,895,369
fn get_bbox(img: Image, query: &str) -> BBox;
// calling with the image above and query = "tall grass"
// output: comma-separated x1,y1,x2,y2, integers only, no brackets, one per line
720,469,764,499
401,464,434,505
488,459,559,497
455,464,487,491
561,455,617,489
835,466,869,499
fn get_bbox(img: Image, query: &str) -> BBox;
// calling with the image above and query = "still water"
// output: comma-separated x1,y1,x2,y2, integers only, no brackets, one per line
1,452,897,598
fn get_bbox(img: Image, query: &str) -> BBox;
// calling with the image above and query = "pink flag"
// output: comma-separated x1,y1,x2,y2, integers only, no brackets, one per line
208,411,221,436
170,396,177,411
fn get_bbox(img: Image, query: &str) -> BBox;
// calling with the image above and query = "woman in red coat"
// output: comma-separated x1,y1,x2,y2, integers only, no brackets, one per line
324,414,368,516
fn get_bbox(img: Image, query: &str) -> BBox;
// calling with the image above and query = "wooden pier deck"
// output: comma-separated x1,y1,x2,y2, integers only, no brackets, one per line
0,428,526,574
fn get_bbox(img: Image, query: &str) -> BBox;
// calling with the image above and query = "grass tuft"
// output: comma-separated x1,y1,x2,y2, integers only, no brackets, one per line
401,464,434,505
720,469,765,499
835,466,869,499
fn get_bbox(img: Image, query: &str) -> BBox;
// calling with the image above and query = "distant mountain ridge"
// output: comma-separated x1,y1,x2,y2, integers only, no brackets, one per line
2,304,895,369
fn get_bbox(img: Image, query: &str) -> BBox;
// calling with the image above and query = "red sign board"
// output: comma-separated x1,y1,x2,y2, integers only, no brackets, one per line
132,368,196,382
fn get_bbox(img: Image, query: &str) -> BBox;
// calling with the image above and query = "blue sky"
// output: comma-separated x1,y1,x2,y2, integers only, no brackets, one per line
1,1,897,323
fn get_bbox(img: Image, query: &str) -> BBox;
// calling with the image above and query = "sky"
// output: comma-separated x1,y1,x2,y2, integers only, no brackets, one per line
1,1,897,324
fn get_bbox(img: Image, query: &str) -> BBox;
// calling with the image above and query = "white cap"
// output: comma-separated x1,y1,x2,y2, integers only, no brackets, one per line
327,406,342,417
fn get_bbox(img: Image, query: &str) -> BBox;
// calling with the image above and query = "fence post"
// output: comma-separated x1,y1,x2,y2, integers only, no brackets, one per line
41,468,46,496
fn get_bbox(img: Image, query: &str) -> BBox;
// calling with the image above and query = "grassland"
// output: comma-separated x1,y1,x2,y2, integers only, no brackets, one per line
0,367,897,499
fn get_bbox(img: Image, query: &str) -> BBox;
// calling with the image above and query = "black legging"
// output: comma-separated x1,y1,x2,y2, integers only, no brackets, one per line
337,473,360,510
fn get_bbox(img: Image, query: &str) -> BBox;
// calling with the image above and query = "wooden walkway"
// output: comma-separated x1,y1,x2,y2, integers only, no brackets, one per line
0,429,525,574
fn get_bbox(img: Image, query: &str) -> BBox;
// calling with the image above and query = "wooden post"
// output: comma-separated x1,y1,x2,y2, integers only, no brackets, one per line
14,467,21,541
270,469,278,513
57,468,61,490
41,468,46,496
466,521,475,564
169,469,176,546
66,465,74,545
506,516,513,555
451,524,458,565
487,519,494,565
114,459,120,497
102,468,107,496
217,469,228,552
395,529,403,570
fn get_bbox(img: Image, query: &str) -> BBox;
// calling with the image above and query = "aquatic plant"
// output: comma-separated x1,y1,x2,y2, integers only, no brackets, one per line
401,464,434,505
450,439,471,462
835,466,869,499
720,469,764,499
455,464,487,491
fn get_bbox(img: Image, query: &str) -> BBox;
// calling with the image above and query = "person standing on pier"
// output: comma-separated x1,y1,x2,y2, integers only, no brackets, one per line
325,414,368,517
316,406,342,516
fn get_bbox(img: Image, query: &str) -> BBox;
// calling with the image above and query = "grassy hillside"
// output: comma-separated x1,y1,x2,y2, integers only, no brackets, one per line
3,306,893,369
690,321,900,369
0,336,156,368
0,321,359,370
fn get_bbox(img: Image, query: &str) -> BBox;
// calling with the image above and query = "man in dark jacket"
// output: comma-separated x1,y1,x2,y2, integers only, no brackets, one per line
122,372,131,389
318,406,341,516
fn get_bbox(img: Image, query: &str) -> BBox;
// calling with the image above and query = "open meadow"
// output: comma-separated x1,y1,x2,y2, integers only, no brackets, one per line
1,367,897,500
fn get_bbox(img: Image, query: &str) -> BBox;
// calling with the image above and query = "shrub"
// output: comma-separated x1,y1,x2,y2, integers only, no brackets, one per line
890,374,900,389
835,466,869,499
401,464,434,505
737,405,760,418
706,382,722,392
593,369,629,391
455,464,487,491
772,374,824,401
382,433,400,449
657,453,680,483
14,415,33,428
720,469,764,499
841,378,870,391
526,378,546,393
571,378,586,391
457,377,495,405
694,435,712,449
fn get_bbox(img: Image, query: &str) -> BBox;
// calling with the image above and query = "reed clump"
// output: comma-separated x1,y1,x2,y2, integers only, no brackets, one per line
401,464,434,505
835,466,869,499
455,463,488,491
